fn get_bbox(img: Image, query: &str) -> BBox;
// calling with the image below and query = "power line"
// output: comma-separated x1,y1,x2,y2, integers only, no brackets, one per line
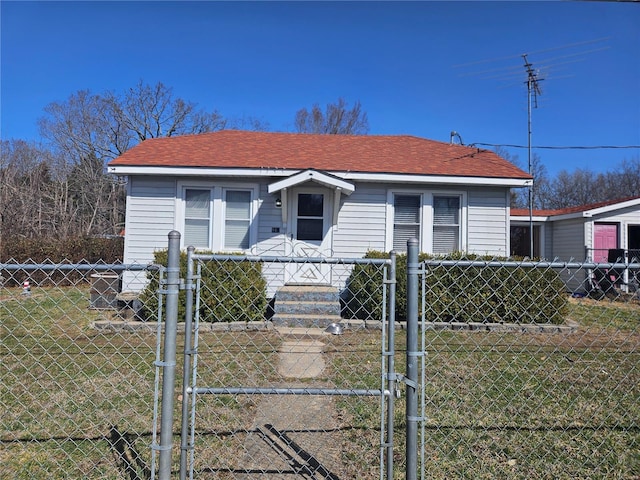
472,143,640,150
453,37,609,69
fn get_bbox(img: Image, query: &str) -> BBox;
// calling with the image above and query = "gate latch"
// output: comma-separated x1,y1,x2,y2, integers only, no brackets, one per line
388,372,417,398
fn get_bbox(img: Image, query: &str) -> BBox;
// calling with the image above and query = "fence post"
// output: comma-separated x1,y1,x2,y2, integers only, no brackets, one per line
406,238,419,480
159,231,181,480
386,250,397,480
179,246,195,480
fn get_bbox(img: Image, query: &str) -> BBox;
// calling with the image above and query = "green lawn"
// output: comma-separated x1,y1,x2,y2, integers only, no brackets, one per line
1,287,638,479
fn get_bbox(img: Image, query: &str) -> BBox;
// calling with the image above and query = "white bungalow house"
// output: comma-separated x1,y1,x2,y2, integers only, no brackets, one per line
107,130,532,292
510,196,640,293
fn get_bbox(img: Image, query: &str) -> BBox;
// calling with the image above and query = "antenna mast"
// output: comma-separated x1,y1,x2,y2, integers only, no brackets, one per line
522,54,543,258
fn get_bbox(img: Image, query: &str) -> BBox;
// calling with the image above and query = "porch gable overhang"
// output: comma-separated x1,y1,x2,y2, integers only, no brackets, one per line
267,169,355,195
267,169,355,226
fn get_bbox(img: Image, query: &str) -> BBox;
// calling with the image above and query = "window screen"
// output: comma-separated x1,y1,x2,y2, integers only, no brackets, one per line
433,196,460,254
224,190,251,249
185,189,210,248
393,194,421,251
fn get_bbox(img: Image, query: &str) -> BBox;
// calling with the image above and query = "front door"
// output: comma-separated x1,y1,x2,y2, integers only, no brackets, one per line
593,223,618,263
286,189,333,284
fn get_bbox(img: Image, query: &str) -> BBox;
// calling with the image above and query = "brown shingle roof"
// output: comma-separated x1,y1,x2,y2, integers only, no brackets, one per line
511,195,640,217
108,130,531,179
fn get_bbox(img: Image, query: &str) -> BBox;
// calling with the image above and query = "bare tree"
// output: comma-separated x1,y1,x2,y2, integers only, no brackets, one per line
0,140,71,240
545,169,595,208
39,90,123,162
39,81,227,163
226,114,270,131
606,156,640,198
500,145,640,210
34,81,227,238
294,98,369,134
108,81,226,143
496,148,550,209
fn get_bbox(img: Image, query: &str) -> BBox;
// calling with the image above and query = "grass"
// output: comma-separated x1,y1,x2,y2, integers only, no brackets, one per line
406,294,640,480
1,286,639,479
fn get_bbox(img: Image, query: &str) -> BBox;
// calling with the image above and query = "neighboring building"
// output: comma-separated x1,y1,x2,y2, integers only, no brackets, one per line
108,130,531,292
511,196,640,292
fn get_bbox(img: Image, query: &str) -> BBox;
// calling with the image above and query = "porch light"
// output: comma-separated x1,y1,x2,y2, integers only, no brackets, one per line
275,197,282,208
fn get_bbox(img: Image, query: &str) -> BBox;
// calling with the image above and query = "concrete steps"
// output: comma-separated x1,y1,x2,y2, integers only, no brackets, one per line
271,285,341,328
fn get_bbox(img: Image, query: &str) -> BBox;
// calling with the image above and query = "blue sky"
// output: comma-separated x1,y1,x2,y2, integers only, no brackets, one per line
1,1,639,177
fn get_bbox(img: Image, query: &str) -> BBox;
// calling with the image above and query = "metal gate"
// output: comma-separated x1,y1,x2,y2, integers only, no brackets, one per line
151,232,400,479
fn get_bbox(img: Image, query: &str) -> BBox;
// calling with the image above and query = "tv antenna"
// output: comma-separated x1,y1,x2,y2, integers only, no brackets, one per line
522,53,543,258
455,38,609,258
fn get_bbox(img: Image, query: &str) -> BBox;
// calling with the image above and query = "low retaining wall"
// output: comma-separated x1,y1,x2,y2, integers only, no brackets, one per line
94,318,578,334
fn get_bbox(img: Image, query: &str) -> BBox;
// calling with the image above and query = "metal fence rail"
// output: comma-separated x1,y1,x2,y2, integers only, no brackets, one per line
2,240,638,480
179,247,396,480
407,251,639,480
1,259,158,480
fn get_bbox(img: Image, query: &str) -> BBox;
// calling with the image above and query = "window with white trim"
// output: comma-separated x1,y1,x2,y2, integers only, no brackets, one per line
296,193,324,241
393,194,421,251
184,189,211,248
433,196,460,254
224,189,251,249
179,183,257,251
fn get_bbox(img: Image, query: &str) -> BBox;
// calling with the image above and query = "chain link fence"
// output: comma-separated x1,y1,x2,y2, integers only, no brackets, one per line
410,251,639,479
0,260,158,480
177,250,394,479
0,248,397,480
2,244,638,479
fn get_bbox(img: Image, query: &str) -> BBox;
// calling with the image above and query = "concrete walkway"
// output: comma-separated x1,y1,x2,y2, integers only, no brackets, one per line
235,329,344,479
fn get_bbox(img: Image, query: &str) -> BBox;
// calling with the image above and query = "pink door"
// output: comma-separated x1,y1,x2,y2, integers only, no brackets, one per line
593,223,618,263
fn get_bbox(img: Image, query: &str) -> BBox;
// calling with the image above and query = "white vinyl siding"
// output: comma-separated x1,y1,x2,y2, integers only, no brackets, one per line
254,183,286,256
331,186,387,256
121,176,177,291
467,189,510,256
123,177,176,260
120,175,522,293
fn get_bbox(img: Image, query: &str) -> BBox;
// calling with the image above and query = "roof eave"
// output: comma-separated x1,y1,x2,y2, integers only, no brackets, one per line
585,197,640,216
510,215,551,222
107,165,532,187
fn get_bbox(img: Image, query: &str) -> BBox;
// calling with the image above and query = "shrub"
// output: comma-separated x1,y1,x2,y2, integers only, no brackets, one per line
345,251,568,324
343,250,390,320
0,236,124,287
139,250,267,323
0,236,123,263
